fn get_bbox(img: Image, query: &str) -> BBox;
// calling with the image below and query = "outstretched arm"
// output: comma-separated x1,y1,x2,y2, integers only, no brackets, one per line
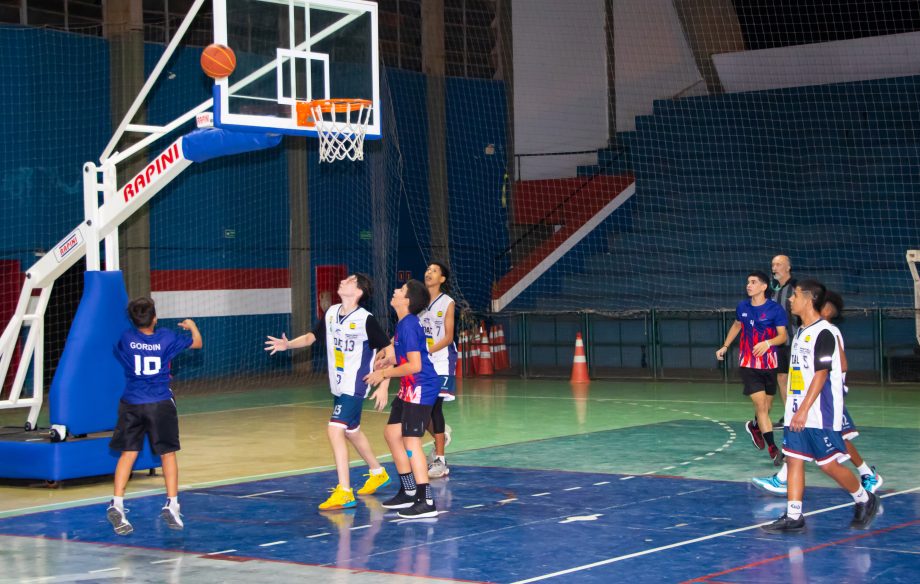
178,319,203,349
265,332,316,355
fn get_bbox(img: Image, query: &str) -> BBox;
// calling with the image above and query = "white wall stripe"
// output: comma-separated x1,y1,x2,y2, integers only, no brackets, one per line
151,288,291,318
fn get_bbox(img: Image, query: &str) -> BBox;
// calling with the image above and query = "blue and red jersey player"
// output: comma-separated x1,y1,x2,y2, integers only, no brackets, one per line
717,271,788,464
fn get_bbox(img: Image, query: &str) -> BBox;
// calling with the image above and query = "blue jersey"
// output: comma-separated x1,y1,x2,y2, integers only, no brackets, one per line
394,314,440,405
735,299,787,369
114,328,193,404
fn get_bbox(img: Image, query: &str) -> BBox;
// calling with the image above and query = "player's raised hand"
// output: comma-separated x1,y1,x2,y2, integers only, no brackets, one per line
265,333,289,355
178,319,196,330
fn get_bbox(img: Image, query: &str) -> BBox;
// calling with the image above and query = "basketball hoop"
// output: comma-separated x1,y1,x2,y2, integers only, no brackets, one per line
296,99,373,163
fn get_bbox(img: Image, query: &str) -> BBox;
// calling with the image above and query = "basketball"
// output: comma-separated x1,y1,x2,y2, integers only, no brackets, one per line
200,44,236,79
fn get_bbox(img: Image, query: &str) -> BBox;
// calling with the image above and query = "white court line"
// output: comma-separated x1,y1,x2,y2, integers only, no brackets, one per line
498,498,519,504
594,481,611,486
464,504,485,509
307,532,331,539
0,441,433,518
509,486,920,584
238,489,285,498
204,549,237,556
88,567,120,574
563,487,582,491
532,492,551,497
259,540,286,547
620,476,635,481
150,558,182,564
350,525,371,531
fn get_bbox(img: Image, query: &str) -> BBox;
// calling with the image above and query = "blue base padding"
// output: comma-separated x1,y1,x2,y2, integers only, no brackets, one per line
49,271,130,435
0,436,159,481
181,127,282,163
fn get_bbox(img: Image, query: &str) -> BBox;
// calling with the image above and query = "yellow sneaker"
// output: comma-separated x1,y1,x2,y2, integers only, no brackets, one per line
356,468,391,495
318,485,356,510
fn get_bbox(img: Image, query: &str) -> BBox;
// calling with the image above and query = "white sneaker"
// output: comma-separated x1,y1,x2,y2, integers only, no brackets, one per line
428,457,450,478
161,501,184,530
106,504,133,536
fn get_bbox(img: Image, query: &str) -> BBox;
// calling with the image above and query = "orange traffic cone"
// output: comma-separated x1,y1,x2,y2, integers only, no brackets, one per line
478,323,494,376
571,332,589,383
455,332,463,380
470,329,480,375
495,324,508,370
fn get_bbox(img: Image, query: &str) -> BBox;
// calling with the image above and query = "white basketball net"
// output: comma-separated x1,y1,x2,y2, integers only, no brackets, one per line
309,100,373,163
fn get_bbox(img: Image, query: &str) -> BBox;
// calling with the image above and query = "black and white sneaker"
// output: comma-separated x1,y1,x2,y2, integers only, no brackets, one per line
381,489,416,510
161,501,184,530
761,513,805,533
851,492,879,529
397,498,438,519
106,504,133,536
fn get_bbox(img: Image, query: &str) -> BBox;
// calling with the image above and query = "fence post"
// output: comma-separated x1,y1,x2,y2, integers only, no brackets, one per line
650,308,659,380
520,312,529,379
583,311,592,378
877,308,885,385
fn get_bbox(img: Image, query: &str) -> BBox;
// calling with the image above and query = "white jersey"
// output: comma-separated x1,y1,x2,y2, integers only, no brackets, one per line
419,293,457,376
321,304,382,398
786,319,844,430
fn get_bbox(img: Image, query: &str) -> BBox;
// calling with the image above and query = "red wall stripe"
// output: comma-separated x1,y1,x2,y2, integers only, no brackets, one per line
151,269,290,291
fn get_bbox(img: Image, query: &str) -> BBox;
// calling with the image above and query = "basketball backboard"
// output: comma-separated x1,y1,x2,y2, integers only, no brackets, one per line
212,0,380,138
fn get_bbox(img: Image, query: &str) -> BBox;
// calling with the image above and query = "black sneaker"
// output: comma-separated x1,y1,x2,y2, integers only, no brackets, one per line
381,489,416,510
761,513,805,533
397,498,438,519
851,492,879,529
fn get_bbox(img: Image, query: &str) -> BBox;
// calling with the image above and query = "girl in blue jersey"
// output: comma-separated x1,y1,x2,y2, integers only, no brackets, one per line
364,279,440,519
107,297,201,536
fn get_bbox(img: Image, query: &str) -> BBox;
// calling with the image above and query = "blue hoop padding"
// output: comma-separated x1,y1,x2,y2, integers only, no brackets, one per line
182,127,282,163
49,271,130,435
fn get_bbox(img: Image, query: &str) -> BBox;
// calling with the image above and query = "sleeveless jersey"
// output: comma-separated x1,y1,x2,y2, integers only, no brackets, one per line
786,319,844,430
419,292,457,377
321,304,384,398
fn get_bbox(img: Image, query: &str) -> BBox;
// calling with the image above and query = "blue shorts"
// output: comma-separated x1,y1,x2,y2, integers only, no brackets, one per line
438,375,456,401
782,427,850,466
841,407,858,440
329,393,365,433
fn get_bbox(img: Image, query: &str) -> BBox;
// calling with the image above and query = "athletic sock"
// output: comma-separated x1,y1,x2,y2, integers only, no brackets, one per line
851,487,869,504
399,472,417,496
763,431,776,448
112,496,124,510
776,463,788,482
416,483,433,504
787,500,803,520
751,418,759,430
167,496,179,508
369,466,384,476
857,463,872,476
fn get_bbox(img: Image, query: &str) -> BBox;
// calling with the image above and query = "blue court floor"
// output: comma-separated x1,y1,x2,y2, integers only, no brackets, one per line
2,450,918,582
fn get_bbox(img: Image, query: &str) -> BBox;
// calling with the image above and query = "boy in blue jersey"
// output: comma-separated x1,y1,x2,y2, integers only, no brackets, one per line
716,271,788,465
265,274,392,511
107,297,202,536
364,279,440,519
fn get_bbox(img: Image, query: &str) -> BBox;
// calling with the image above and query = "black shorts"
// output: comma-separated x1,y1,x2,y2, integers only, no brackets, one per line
739,368,777,396
775,346,791,373
387,398,434,438
110,398,180,455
